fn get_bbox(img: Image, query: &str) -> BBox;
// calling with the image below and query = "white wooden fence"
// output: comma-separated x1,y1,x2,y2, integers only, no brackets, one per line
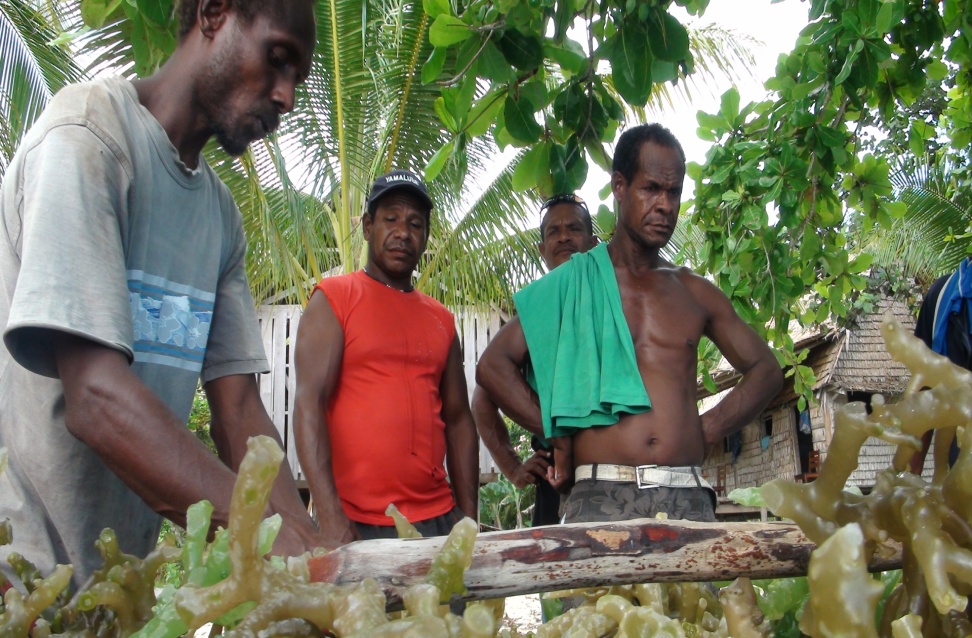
256,304,504,485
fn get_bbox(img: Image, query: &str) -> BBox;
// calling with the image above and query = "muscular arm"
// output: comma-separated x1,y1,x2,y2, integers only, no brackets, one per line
54,334,322,555
440,337,480,520
476,319,571,490
475,319,542,436
292,292,357,545
472,386,550,489
695,278,784,446
205,373,327,554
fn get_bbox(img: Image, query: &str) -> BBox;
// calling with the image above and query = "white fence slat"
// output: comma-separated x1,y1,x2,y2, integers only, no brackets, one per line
257,307,275,415
286,306,302,480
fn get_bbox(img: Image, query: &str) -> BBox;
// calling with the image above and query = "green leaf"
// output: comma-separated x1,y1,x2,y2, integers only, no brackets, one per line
503,95,543,143
136,0,171,25
834,45,860,85
550,143,568,193
648,11,690,62
847,253,874,274
425,138,456,181
874,0,894,34
429,14,473,47
926,59,949,81
544,40,588,75
434,96,458,132
815,125,845,149
496,28,544,71
80,0,123,28
464,89,505,137
512,143,550,191
423,0,451,18
479,41,513,82
609,21,653,106
596,204,616,236
720,87,740,123
421,47,447,84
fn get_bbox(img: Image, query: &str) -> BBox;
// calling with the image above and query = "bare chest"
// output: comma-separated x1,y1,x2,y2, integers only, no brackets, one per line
617,272,707,355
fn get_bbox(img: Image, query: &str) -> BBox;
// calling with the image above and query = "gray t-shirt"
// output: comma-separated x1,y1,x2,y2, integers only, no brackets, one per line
0,77,269,585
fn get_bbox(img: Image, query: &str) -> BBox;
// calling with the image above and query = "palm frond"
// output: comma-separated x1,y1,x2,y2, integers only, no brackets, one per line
0,0,83,175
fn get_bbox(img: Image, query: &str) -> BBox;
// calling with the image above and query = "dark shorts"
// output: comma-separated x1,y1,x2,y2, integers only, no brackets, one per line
353,506,466,540
562,480,716,524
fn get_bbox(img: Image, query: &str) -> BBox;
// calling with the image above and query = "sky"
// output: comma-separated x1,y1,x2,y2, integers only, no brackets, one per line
574,0,811,212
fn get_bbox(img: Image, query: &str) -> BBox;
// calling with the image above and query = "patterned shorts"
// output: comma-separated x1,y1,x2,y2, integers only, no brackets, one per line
562,480,716,524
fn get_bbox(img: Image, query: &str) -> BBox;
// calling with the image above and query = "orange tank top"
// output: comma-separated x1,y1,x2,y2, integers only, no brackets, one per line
315,271,458,524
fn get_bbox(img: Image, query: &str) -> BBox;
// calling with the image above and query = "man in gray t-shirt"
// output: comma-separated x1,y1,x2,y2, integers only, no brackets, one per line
0,0,324,586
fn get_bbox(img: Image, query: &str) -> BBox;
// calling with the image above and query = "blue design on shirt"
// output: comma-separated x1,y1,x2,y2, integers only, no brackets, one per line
127,272,213,370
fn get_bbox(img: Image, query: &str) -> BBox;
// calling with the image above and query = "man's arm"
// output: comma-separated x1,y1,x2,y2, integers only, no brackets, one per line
471,386,550,489
440,337,480,520
292,292,357,545
204,373,328,554
475,318,543,436
53,333,325,557
475,319,571,490
693,277,784,446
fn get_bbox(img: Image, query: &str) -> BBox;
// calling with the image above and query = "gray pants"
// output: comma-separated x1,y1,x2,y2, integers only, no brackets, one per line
562,480,716,523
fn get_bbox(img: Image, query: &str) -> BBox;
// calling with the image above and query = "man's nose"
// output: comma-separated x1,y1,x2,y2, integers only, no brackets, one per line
271,78,297,114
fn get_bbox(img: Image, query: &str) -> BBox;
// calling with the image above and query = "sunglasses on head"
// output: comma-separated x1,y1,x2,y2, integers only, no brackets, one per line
540,193,589,214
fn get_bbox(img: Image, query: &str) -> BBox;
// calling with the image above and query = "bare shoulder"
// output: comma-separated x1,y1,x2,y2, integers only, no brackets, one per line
672,266,730,304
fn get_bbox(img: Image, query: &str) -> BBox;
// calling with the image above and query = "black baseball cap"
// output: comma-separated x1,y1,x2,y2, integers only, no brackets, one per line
366,169,434,215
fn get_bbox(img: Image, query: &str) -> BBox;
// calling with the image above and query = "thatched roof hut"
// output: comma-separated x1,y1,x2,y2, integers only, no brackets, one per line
698,297,920,503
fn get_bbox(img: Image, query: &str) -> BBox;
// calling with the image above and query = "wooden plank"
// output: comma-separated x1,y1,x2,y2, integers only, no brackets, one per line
270,306,289,441
257,306,275,415
307,518,903,610
286,306,302,480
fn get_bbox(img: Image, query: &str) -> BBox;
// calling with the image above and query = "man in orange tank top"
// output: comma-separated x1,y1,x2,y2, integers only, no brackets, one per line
293,170,479,544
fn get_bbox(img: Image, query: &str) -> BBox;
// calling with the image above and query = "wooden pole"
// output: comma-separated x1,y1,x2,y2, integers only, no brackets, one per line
308,518,902,609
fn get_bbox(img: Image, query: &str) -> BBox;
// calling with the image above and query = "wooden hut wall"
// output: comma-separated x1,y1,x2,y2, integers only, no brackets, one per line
701,404,800,494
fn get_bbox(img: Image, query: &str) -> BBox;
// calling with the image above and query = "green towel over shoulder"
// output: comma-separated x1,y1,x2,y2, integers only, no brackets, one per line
514,243,651,439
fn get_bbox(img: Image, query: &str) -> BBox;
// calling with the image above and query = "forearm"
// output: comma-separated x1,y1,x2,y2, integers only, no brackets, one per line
476,359,543,437
207,379,317,539
58,353,236,530
445,417,480,520
702,358,783,446
292,405,356,544
472,386,524,480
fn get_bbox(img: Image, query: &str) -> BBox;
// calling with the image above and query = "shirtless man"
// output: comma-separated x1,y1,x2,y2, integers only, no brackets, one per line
476,124,783,523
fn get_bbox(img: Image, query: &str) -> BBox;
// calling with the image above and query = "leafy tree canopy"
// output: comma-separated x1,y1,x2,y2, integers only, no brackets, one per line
61,0,972,403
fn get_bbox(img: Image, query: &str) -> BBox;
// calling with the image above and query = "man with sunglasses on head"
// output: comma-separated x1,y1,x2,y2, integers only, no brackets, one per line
478,124,782,525
473,193,597,528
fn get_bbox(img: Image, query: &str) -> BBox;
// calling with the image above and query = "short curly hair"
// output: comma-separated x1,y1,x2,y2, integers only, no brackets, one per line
176,0,308,39
612,123,686,184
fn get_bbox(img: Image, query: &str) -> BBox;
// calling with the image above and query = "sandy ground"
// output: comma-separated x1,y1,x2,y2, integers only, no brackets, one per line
499,594,543,633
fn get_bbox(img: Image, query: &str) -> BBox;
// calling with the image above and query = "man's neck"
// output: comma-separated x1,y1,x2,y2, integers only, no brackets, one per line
363,265,414,292
131,51,209,169
607,235,666,275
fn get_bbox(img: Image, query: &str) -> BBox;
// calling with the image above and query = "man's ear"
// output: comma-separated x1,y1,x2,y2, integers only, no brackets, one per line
361,213,372,240
197,0,232,38
611,170,626,200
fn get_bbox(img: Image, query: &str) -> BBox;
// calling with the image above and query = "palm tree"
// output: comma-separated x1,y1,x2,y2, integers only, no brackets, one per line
853,155,972,292
0,0,83,178
0,0,757,312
